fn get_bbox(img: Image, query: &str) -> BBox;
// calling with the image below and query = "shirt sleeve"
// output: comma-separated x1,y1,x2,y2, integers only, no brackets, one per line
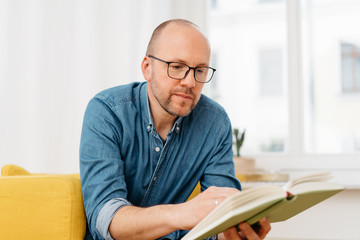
80,97,131,239
201,117,242,191
96,198,132,240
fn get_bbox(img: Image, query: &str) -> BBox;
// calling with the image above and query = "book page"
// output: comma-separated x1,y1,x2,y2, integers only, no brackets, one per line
282,171,332,191
287,181,344,195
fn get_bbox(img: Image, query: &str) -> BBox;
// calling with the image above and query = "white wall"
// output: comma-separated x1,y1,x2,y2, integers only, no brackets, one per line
0,0,208,174
268,189,360,240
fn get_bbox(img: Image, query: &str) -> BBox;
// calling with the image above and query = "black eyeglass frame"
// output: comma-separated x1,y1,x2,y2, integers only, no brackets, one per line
148,55,216,83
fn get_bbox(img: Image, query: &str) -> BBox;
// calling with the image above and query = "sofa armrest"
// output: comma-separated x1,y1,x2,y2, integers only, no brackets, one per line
0,174,86,240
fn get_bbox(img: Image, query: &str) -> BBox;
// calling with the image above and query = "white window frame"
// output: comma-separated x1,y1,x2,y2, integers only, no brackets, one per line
240,0,360,171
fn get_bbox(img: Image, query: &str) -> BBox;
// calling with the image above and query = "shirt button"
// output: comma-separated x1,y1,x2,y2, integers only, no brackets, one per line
176,126,180,131
153,177,157,181
155,147,160,152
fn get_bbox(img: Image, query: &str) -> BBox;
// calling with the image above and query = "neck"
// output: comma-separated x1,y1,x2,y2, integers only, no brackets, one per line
147,87,177,140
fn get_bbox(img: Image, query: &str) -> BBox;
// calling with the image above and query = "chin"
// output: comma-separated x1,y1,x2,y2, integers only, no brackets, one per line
174,107,193,117
165,99,197,117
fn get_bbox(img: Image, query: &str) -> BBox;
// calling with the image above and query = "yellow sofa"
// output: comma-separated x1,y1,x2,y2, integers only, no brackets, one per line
0,165,230,239
0,165,203,240
0,165,86,240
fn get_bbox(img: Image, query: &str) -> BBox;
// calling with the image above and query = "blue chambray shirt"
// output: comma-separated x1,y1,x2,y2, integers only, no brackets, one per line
80,82,241,240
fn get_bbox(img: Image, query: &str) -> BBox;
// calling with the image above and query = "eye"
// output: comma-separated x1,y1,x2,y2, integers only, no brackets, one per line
170,63,186,70
196,68,207,74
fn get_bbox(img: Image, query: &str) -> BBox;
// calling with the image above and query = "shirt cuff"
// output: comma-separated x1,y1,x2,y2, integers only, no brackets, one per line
96,198,132,240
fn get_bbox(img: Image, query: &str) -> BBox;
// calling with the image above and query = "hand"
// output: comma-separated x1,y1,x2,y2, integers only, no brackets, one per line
220,217,271,240
178,186,239,230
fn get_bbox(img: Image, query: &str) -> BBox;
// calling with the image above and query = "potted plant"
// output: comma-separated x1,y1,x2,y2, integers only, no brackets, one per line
233,128,255,174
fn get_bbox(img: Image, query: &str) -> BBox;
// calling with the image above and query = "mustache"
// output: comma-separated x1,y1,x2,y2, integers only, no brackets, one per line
170,87,195,98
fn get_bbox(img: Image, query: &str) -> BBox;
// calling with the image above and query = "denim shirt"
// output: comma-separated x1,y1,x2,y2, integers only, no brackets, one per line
80,82,241,240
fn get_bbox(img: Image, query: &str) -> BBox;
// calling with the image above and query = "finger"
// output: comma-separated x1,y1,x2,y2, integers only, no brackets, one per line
218,232,227,240
223,230,231,240
238,222,260,240
238,231,247,240
226,226,242,240
202,187,240,208
206,186,240,197
258,217,271,239
219,187,241,197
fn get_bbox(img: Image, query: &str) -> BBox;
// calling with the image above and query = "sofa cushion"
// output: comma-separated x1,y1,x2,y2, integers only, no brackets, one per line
0,165,86,240
1,164,31,176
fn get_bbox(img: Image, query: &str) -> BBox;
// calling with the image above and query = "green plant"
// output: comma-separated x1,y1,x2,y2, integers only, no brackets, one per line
233,128,246,157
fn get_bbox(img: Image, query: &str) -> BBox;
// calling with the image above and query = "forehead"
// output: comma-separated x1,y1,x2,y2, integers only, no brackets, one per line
153,23,211,64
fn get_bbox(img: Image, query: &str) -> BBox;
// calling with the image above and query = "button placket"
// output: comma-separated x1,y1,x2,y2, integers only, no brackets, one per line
141,133,171,207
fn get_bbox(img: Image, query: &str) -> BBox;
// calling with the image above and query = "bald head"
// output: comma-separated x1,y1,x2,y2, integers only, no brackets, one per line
141,19,211,119
146,19,209,56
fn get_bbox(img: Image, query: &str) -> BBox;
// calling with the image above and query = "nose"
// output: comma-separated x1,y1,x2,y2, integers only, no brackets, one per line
180,68,196,88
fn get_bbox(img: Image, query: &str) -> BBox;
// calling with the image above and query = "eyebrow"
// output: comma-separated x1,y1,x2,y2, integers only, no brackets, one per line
170,58,209,67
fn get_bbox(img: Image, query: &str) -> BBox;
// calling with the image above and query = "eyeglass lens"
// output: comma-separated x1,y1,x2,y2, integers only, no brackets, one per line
168,62,214,83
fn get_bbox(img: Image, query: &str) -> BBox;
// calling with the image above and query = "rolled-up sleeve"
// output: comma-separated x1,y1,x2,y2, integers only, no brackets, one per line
96,198,132,239
80,96,130,239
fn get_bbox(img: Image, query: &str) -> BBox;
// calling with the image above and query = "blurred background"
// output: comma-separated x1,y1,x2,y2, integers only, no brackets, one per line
1,0,359,172
1,0,360,239
0,0,208,173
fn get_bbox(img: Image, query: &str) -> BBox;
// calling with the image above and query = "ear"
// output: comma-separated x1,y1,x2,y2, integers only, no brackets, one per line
141,56,152,82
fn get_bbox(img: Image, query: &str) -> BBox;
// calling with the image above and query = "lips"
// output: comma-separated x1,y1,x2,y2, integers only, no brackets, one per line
174,93,193,100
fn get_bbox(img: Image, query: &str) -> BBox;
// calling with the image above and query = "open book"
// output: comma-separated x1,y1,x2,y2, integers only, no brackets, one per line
182,172,344,240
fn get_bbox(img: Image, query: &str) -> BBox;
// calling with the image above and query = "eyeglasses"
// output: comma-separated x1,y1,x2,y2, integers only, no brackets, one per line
148,55,216,83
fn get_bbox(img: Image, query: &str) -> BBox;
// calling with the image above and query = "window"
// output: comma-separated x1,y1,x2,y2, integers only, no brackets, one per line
208,0,287,155
341,43,360,93
258,0,282,4
204,53,220,100
259,48,284,96
303,0,360,154
208,0,360,169
210,0,218,9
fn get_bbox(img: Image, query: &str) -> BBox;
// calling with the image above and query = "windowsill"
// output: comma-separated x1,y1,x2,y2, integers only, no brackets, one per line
240,168,360,190
283,168,360,189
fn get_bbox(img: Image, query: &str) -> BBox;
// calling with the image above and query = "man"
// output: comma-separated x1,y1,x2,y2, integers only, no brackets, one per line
80,19,271,240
